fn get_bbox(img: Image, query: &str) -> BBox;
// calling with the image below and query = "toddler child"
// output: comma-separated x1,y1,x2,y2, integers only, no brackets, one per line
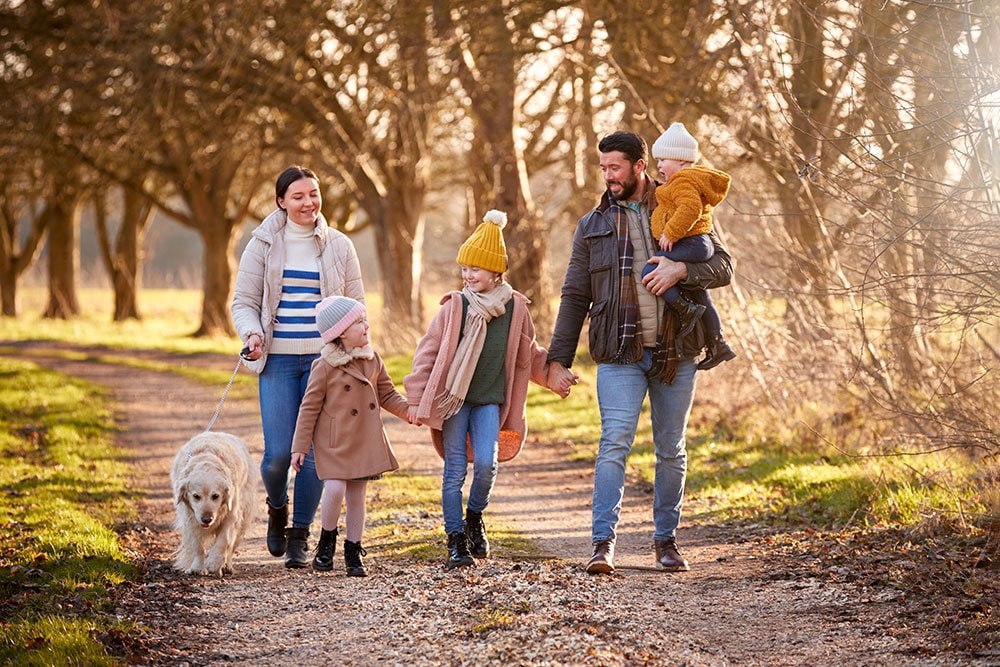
290,295,410,576
640,122,736,370
404,210,566,569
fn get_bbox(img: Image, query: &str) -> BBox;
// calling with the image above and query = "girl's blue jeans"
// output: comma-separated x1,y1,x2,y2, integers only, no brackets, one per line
258,353,323,528
440,403,500,535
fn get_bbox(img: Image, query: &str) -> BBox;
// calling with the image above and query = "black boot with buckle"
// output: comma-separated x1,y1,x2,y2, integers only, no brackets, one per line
671,297,706,338
344,539,368,577
697,334,736,371
446,531,475,570
266,501,288,557
312,527,337,572
465,509,490,558
284,527,310,569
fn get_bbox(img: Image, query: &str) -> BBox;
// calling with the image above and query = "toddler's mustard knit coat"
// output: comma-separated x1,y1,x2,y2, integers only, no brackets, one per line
650,165,731,243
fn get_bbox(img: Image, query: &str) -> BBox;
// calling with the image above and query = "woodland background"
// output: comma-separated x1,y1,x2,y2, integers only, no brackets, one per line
1,0,998,484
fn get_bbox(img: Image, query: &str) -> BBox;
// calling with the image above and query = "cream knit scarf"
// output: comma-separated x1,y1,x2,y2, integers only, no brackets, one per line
437,281,514,419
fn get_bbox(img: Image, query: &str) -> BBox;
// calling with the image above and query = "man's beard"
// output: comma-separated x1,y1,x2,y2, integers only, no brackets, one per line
608,173,639,201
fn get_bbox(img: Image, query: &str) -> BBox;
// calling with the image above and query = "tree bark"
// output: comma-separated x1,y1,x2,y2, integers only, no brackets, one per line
94,186,154,321
43,189,83,319
193,224,238,338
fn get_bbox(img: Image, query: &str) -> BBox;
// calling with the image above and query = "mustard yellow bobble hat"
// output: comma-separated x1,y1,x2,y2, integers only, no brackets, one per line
456,209,508,273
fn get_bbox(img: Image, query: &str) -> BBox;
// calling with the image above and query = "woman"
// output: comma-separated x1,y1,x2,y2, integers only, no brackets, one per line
232,166,365,568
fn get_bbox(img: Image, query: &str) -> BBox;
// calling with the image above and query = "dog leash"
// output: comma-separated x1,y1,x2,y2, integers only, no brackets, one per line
205,356,245,433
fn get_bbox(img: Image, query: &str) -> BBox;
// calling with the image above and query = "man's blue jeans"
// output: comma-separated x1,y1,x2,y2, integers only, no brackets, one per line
258,353,323,528
440,403,500,535
593,351,698,543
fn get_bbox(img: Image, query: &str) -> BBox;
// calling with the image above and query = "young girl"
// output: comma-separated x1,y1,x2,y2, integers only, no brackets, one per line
290,296,409,576
405,210,566,569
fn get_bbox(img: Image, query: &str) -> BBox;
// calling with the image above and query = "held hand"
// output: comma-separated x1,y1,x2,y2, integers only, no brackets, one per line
642,256,688,296
548,362,578,399
407,406,423,427
659,235,673,252
290,452,305,472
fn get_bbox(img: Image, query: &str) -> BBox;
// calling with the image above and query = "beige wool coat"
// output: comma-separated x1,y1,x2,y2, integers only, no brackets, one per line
291,344,409,480
231,208,365,374
404,290,555,462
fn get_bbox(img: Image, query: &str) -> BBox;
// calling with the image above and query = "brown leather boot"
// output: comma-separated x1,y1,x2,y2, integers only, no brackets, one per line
654,538,690,572
586,539,615,574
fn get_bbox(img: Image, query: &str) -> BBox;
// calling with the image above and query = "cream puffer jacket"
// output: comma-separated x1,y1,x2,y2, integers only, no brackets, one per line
231,208,365,374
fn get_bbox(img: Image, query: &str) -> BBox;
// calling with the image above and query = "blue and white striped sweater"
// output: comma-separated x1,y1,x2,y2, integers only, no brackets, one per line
271,269,322,350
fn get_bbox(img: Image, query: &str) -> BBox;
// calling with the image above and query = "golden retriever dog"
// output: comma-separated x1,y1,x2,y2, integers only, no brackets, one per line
171,431,257,576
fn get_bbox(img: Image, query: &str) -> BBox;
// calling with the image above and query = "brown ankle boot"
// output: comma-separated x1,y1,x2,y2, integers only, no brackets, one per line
586,539,615,574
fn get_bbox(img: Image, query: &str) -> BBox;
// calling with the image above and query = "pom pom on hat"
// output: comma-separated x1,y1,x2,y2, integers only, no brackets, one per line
651,122,699,163
482,209,507,228
315,295,366,344
457,209,508,273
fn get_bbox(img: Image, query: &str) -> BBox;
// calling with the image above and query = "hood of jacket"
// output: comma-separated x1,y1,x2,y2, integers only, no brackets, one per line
667,166,731,207
320,342,375,368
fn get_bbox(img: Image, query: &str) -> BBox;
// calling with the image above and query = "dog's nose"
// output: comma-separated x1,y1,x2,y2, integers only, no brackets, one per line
200,516,214,526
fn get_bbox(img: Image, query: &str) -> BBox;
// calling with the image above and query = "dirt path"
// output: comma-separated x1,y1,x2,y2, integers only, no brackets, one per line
6,342,985,666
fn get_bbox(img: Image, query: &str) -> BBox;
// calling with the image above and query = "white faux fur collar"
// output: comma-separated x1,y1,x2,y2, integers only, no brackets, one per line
320,342,375,368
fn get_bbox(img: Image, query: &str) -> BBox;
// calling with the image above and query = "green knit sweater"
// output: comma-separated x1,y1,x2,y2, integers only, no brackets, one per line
460,295,513,405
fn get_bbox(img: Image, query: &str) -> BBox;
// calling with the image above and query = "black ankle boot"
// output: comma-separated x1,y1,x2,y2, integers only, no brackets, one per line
697,334,737,371
266,501,288,557
671,297,706,338
312,528,338,572
284,527,310,569
446,531,475,570
465,510,490,558
344,540,368,577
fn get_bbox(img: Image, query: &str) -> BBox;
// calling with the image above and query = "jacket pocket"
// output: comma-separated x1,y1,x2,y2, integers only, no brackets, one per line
587,300,613,361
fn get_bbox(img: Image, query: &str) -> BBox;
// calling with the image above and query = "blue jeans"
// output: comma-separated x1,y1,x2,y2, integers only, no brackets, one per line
440,403,500,535
258,353,323,528
640,234,722,336
593,350,697,543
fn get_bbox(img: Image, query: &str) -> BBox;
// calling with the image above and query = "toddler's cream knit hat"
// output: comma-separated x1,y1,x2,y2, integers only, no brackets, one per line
651,122,699,163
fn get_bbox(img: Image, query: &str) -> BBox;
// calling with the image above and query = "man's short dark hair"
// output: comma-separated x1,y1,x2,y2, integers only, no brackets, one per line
598,131,647,165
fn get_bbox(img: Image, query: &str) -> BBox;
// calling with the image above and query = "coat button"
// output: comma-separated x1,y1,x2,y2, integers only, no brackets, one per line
345,385,352,391
351,408,358,416
369,403,376,410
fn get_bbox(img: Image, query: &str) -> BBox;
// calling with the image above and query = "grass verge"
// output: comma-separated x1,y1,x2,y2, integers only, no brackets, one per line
0,356,137,665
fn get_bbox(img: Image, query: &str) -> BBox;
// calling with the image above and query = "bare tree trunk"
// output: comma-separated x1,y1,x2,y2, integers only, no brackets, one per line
43,189,83,319
0,200,49,317
94,186,155,321
434,0,550,325
370,190,425,351
193,225,237,337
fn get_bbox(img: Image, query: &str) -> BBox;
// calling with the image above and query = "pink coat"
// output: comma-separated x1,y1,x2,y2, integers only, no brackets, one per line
404,290,554,462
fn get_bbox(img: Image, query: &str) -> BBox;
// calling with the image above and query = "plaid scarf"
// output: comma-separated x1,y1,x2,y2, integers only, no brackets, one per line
606,186,678,384
610,198,644,365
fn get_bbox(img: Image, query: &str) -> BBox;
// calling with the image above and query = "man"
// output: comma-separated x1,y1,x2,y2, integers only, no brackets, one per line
547,130,733,574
